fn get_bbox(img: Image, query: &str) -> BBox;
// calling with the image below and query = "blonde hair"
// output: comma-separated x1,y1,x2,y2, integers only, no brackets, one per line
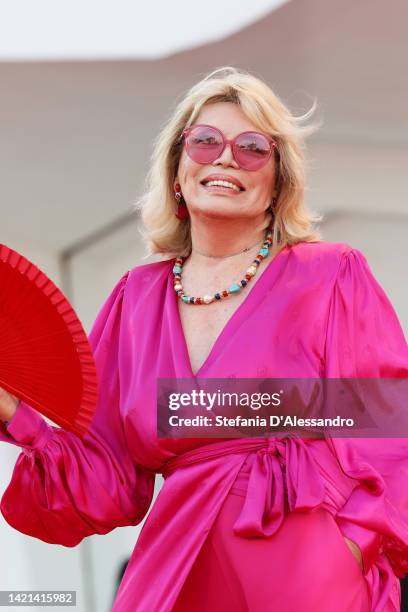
134,66,323,260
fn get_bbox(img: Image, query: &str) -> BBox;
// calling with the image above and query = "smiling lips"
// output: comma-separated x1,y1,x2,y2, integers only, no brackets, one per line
200,174,245,193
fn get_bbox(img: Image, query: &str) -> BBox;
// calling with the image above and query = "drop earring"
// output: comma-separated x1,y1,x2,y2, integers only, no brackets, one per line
174,182,188,220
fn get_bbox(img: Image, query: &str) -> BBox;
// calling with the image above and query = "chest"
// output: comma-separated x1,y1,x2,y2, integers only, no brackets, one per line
177,293,249,376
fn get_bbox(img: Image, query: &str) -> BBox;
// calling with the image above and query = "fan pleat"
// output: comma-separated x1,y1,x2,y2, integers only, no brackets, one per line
0,244,98,437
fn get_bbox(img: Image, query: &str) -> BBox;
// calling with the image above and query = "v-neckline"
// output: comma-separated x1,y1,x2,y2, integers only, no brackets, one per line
170,244,290,378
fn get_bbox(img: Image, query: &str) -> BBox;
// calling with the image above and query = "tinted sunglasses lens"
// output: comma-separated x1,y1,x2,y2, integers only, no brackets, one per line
235,133,271,170
185,126,223,163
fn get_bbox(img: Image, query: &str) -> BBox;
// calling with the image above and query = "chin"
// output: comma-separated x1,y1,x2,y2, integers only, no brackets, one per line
198,206,228,217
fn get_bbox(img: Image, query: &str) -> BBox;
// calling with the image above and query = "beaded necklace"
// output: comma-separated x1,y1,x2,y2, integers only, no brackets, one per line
173,226,273,305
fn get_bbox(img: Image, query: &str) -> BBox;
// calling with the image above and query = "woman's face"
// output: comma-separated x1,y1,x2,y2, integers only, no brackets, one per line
175,101,278,221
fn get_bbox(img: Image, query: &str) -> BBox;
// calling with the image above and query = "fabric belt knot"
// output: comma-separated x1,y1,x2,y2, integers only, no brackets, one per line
160,436,327,540
257,437,285,457
233,436,326,538
160,438,270,479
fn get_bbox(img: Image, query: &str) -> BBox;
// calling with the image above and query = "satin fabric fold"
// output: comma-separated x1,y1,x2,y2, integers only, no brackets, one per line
162,436,326,539
1,241,407,612
232,437,326,538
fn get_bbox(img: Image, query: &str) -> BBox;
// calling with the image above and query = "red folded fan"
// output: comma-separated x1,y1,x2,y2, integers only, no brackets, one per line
0,244,98,437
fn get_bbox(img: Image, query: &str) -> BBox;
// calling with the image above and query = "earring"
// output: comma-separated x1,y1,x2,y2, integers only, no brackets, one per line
174,182,188,220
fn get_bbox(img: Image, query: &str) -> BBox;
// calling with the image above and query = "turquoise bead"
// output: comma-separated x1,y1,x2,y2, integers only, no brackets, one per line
182,296,189,303
259,247,269,257
173,265,182,274
228,283,241,293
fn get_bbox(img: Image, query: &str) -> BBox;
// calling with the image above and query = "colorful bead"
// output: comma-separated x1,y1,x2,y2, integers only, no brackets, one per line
173,226,273,305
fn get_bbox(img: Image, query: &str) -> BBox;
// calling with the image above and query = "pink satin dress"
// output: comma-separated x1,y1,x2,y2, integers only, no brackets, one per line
1,241,407,611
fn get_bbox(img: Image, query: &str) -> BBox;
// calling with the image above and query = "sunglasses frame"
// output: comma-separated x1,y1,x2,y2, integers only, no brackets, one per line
180,123,278,171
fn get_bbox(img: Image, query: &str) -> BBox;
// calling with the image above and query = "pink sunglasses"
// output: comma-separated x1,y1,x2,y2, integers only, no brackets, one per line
181,124,278,171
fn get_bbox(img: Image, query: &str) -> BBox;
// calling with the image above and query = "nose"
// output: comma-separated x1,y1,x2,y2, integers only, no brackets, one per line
212,142,239,169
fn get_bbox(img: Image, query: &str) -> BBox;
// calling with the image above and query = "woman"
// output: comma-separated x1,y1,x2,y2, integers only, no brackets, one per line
0,66,407,611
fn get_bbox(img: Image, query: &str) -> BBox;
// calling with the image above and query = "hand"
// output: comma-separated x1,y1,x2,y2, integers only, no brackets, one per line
343,536,363,571
0,386,19,423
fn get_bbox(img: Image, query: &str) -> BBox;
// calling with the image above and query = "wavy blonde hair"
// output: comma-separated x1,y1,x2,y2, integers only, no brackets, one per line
134,66,323,260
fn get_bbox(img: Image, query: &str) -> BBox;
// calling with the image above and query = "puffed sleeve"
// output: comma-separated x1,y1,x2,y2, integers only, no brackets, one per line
324,247,408,577
0,271,155,547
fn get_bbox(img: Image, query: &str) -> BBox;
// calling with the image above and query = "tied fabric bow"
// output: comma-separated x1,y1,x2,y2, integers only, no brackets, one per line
233,437,326,538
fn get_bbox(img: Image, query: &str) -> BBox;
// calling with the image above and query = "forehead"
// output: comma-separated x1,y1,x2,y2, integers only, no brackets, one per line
195,102,260,136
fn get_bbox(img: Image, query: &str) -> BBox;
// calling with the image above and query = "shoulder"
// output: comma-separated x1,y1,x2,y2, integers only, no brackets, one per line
123,258,173,303
290,242,391,308
288,240,354,260
281,241,371,291
287,240,363,274
127,258,174,286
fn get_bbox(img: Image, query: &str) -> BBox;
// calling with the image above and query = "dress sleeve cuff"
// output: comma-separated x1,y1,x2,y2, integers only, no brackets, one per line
336,516,383,574
0,400,52,450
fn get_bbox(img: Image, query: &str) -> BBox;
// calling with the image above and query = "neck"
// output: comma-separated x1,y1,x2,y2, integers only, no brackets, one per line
186,214,271,269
